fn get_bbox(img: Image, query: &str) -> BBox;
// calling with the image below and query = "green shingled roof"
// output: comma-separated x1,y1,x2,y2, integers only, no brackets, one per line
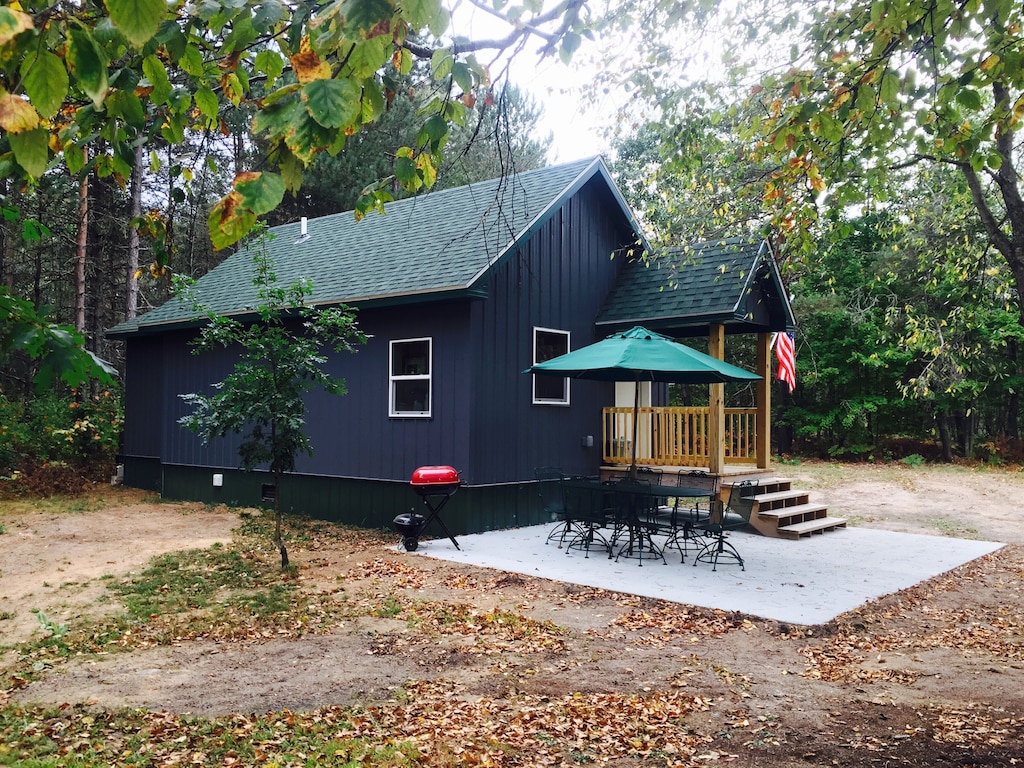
595,237,795,337
108,156,634,337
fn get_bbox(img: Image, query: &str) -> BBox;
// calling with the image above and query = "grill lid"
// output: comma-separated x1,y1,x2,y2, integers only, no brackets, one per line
410,465,460,485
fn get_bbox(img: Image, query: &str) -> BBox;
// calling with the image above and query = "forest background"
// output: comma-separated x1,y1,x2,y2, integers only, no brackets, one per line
2,0,1023,495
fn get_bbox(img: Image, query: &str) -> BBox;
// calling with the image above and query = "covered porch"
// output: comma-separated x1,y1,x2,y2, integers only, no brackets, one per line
587,239,849,538
597,327,774,473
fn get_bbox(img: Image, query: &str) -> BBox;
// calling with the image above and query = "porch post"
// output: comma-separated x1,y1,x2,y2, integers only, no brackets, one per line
756,332,771,469
708,323,725,474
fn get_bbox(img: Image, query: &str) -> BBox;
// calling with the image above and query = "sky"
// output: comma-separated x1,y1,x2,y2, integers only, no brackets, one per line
450,3,618,163
507,53,612,163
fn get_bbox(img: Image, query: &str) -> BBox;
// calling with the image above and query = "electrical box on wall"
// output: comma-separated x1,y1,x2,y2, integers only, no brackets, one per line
580,435,594,448
212,473,223,487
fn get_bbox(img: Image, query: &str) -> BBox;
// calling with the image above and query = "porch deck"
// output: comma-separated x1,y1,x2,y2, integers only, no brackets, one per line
602,406,759,468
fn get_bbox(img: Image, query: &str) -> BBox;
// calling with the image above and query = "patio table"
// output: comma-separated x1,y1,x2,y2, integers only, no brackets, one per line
562,478,714,565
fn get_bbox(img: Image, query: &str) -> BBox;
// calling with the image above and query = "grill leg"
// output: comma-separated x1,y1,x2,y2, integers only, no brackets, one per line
420,496,461,550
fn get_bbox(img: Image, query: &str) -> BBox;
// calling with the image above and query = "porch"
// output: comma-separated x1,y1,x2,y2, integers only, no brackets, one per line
602,405,760,468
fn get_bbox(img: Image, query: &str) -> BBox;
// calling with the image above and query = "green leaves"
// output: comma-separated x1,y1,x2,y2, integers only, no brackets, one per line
0,0,582,262
302,79,362,128
9,128,48,178
236,172,286,216
207,173,285,250
21,51,68,118
0,289,116,391
105,0,166,48
67,29,109,110
342,0,396,33
0,6,32,46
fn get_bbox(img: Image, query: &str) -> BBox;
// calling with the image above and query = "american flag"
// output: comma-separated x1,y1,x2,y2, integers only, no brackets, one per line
776,331,796,392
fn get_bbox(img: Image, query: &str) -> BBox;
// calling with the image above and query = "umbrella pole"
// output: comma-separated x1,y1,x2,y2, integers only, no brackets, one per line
629,377,640,481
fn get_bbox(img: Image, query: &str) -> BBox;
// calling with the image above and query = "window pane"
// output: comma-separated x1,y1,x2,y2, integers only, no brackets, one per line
535,375,566,401
533,328,569,404
535,330,568,363
392,340,430,376
394,380,430,413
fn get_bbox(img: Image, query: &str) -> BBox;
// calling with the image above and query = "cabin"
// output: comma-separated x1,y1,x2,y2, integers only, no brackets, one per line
106,156,804,536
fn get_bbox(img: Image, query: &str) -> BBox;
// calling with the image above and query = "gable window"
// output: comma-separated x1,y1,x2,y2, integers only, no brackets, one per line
390,338,431,417
533,327,570,405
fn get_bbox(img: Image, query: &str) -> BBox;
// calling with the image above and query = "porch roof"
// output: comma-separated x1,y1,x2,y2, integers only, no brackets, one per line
595,237,795,338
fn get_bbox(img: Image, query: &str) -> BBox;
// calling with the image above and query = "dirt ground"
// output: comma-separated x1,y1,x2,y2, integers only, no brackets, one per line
2,462,1024,766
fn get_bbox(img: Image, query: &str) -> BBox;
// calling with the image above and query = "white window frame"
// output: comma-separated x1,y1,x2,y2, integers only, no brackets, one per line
532,326,570,406
390,337,432,418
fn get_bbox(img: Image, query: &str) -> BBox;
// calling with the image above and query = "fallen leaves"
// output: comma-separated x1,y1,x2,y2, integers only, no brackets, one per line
597,606,753,647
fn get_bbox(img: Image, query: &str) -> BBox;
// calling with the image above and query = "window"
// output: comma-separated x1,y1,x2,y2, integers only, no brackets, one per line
390,338,431,417
533,327,570,405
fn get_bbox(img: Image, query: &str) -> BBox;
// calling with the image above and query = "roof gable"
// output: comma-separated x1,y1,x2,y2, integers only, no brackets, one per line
109,156,643,337
595,237,795,337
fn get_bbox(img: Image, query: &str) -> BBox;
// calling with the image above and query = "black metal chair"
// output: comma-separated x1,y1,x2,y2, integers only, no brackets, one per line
536,467,574,547
612,478,667,566
536,468,610,557
559,477,612,558
660,470,717,563
693,480,755,571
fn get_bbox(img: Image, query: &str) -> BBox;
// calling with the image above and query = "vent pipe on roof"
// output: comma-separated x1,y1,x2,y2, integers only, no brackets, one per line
295,216,310,244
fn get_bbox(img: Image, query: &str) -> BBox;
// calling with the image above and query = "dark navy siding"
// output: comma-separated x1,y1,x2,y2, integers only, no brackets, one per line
121,336,164,459
299,302,473,481
143,304,475,483
161,329,245,470
468,177,634,483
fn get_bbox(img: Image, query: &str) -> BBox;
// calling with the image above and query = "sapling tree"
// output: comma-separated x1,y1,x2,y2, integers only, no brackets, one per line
178,227,364,567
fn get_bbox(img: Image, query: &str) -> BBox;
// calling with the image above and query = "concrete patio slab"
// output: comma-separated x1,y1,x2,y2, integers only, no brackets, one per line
409,524,1004,625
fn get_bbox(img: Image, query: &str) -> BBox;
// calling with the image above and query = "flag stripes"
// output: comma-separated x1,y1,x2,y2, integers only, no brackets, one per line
776,331,796,392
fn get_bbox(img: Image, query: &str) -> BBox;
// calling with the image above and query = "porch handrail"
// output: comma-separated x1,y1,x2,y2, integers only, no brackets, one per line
601,406,758,467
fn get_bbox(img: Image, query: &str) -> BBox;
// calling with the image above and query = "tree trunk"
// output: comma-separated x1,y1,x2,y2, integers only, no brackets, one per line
127,144,143,320
274,468,289,569
955,411,975,458
75,159,88,335
935,412,954,463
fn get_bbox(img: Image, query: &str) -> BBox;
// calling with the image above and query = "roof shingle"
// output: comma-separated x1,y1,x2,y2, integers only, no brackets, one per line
109,156,622,337
596,237,794,336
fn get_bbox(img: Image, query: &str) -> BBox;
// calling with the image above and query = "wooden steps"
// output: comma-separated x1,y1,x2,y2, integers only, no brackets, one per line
723,475,847,540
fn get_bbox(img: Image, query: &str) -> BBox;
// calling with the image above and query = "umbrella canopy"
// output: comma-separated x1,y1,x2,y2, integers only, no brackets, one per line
524,326,761,478
524,326,761,385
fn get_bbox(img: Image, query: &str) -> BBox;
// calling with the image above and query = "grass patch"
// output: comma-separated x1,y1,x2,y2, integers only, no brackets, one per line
0,703,421,767
926,518,979,538
108,543,276,620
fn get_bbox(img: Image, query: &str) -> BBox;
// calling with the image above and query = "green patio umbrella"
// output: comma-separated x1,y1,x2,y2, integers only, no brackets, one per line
524,326,761,478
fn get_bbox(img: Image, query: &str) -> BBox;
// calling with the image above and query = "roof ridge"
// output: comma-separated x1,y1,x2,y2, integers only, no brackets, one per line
268,155,602,235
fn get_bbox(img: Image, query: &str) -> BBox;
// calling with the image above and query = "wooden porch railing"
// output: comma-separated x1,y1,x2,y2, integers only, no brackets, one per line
601,406,758,467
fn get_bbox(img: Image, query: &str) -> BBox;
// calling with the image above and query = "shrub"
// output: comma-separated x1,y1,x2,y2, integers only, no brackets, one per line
0,387,123,494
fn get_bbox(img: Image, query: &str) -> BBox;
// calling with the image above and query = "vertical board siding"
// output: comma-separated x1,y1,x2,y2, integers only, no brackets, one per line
469,178,634,483
285,302,472,482
122,337,164,458
161,329,245,469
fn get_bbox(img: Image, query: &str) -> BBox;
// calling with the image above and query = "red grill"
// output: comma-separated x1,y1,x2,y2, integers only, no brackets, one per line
394,465,462,551
410,465,461,495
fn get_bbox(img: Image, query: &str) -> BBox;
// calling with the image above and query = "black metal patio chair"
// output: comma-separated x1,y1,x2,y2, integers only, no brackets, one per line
536,468,611,556
693,480,755,571
559,477,613,558
659,470,718,563
536,466,574,547
612,478,667,566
